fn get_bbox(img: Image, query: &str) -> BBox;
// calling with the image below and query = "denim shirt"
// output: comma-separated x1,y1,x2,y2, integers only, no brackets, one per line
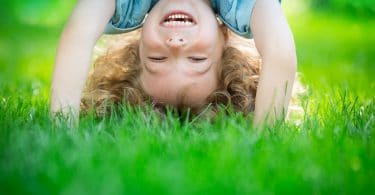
104,0,158,34
210,0,256,38
104,0,278,39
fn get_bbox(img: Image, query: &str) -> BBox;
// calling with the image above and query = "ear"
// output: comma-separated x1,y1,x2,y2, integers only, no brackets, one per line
221,25,229,43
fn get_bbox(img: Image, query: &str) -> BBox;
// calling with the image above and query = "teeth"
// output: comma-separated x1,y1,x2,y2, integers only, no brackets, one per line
168,14,190,19
163,13,194,27
163,20,194,27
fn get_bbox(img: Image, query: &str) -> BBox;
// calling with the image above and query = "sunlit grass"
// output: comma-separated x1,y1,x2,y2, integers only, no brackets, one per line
0,87,374,194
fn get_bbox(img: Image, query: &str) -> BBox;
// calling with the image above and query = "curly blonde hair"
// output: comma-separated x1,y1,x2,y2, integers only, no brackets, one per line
81,29,261,116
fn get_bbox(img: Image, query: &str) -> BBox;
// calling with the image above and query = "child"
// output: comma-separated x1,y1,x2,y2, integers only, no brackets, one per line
51,0,297,125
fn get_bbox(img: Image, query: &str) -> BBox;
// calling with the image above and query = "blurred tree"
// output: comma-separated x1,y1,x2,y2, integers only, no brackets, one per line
1,0,75,26
310,0,375,16
0,2,15,25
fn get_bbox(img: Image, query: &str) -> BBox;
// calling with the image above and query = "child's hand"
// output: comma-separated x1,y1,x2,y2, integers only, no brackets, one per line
105,0,158,34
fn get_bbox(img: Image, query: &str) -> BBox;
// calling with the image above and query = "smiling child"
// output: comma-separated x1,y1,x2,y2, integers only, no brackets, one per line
51,0,297,125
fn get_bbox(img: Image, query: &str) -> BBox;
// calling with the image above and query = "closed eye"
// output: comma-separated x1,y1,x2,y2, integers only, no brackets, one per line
148,57,167,62
189,57,207,63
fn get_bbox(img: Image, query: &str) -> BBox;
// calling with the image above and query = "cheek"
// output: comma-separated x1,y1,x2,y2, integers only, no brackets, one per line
191,35,218,54
142,15,163,50
141,29,160,50
195,28,224,53
198,15,222,39
193,34,225,63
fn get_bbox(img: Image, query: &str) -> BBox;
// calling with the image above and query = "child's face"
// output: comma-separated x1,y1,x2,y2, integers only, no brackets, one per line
139,0,226,107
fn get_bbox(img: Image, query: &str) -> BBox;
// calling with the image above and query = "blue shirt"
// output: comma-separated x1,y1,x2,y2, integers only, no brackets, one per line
210,0,256,38
104,0,272,39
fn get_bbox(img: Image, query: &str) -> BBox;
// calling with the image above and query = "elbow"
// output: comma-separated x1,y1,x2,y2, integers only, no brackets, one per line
262,46,297,75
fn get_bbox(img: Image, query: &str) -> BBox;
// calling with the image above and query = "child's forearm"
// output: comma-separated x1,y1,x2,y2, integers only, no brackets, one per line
250,0,297,125
50,27,95,117
253,56,296,125
50,0,115,120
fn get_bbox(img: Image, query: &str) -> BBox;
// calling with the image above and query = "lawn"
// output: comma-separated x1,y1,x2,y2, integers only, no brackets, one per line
0,1,374,194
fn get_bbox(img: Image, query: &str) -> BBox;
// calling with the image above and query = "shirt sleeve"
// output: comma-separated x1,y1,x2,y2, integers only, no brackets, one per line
104,0,158,34
211,0,281,39
211,0,256,39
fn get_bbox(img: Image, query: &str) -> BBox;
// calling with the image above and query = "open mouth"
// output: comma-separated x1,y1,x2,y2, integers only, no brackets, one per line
161,11,196,27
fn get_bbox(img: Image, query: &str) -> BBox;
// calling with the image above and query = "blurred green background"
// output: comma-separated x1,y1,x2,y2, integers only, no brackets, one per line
0,0,74,91
0,0,374,194
0,0,374,99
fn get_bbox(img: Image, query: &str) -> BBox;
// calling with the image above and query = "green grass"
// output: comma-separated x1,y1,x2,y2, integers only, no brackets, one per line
1,90,374,194
1,2,374,194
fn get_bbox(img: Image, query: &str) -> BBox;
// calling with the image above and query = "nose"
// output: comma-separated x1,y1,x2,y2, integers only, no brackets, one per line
166,36,187,48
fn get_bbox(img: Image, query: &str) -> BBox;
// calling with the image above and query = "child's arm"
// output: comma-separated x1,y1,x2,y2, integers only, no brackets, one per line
250,0,297,125
50,0,115,122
